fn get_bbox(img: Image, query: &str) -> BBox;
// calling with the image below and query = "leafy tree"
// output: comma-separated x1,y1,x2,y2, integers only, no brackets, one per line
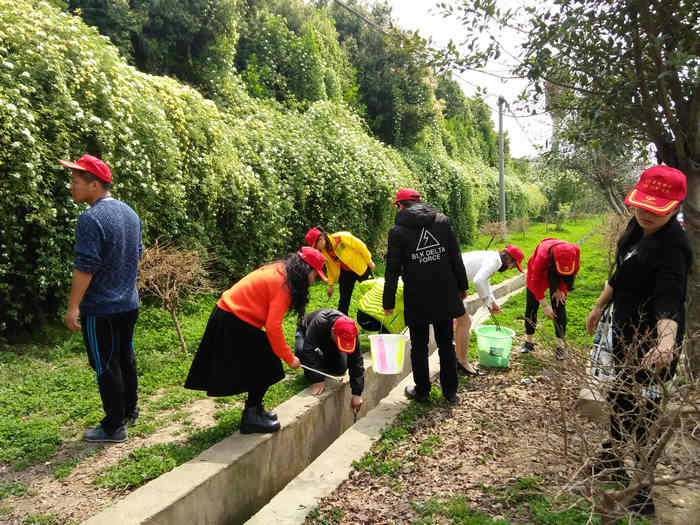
67,0,240,97
439,0,700,376
435,74,505,167
235,2,357,109
325,0,440,147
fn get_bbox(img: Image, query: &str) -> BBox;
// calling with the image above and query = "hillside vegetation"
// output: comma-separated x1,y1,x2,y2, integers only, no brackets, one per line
0,0,545,334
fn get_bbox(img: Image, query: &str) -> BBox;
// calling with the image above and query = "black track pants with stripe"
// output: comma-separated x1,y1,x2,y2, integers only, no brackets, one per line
81,309,139,433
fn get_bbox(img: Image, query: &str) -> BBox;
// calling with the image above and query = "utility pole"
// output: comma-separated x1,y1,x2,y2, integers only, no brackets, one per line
498,96,506,224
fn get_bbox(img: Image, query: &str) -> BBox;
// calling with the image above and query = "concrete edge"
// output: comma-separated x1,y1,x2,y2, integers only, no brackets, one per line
245,284,528,525
82,274,527,525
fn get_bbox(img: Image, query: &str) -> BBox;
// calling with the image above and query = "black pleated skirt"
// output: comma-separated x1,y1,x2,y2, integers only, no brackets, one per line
184,306,285,396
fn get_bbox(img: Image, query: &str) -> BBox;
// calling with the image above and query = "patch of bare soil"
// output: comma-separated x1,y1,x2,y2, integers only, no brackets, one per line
0,397,222,525
309,343,700,524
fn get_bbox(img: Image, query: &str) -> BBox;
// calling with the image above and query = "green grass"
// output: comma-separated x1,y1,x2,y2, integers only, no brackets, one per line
0,216,605,492
22,514,59,525
409,477,651,525
0,481,28,500
412,495,510,524
463,216,604,288
306,505,344,525
470,220,609,356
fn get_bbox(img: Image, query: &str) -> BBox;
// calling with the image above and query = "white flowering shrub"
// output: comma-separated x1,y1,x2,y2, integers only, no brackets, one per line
0,0,412,333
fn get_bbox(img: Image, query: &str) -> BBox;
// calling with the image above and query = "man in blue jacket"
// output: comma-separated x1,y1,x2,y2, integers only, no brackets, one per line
383,188,468,404
59,154,143,443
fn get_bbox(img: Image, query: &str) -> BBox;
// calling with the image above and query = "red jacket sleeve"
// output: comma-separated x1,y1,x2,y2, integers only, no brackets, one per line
526,248,549,301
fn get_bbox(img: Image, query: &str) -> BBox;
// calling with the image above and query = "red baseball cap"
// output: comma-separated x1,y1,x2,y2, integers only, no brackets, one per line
505,244,525,273
305,227,321,247
297,246,328,283
390,188,421,206
551,243,580,276
58,154,112,183
333,316,358,353
624,165,686,215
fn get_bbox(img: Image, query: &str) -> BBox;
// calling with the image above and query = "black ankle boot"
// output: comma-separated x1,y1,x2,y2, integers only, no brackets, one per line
627,486,655,516
590,443,628,484
240,406,281,434
257,403,278,422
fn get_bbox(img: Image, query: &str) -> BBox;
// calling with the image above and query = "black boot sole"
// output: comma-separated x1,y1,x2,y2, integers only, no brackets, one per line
240,422,281,434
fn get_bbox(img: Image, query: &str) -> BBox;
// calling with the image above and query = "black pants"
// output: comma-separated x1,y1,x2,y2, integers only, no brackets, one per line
81,309,139,433
338,267,372,314
524,289,567,338
407,319,457,398
356,310,390,333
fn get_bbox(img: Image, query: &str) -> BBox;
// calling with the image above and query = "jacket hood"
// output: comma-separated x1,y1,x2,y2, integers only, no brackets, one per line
395,202,437,228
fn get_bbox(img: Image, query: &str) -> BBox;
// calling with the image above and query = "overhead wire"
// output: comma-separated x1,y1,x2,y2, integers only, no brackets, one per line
332,0,549,149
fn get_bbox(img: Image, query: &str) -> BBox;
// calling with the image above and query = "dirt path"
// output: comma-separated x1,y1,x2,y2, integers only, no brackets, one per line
308,343,700,524
0,396,224,525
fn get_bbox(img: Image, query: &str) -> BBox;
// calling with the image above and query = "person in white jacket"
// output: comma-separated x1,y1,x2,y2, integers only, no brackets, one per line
455,245,525,374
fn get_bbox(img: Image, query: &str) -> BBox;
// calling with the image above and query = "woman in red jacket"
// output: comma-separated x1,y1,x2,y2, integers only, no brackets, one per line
520,238,580,360
185,247,328,434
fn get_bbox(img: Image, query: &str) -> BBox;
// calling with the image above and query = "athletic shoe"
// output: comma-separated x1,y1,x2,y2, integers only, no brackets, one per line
457,361,485,376
404,385,429,402
555,347,565,360
520,341,535,354
83,425,127,443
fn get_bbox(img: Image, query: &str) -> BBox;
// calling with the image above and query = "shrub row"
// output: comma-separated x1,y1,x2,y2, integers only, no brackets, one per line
0,0,543,334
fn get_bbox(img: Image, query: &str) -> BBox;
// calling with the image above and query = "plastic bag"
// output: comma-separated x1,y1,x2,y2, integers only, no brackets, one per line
588,305,616,384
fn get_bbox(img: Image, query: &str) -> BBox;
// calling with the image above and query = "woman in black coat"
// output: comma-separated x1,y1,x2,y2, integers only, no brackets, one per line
586,165,692,517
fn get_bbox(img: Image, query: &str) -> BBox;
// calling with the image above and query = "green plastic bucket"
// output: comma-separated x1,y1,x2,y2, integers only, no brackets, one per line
475,325,515,368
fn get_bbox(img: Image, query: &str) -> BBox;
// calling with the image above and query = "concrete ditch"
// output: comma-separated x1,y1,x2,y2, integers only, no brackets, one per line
82,273,526,525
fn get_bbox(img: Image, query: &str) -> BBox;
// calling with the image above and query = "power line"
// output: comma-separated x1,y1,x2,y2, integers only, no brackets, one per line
333,0,391,37
332,0,549,150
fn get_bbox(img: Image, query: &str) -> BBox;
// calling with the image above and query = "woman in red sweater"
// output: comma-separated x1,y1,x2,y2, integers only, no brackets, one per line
520,238,580,360
185,247,328,434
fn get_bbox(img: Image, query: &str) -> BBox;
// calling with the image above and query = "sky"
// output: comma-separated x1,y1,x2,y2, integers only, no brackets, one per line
384,0,552,158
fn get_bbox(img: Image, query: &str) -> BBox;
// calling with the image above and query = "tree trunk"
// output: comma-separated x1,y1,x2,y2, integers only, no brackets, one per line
604,185,625,215
683,166,700,379
168,306,187,353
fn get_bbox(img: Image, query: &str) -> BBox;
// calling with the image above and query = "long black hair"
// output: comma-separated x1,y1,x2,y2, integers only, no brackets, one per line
283,252,312,319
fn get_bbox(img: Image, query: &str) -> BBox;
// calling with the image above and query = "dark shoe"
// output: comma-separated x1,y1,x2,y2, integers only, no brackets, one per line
520,341,535,354
240,406,281,434
257,404,278,422
627,486,655,516
404,385,429,402
125,408,139,427
589,445,629,484
444,392,459,404
83,425,127,443
555,347,565,360
457,361,485,376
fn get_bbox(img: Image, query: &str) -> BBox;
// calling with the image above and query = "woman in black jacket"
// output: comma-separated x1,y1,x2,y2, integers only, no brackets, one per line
586,165,692,517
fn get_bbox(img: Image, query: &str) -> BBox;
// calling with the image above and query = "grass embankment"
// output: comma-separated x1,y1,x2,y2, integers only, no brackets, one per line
0,216,603,498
